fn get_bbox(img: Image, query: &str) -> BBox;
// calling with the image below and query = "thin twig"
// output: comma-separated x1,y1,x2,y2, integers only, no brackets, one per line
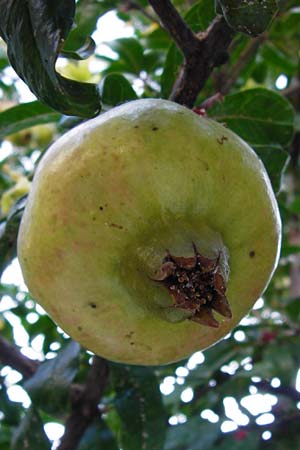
57,356,109,450
0,335,39,379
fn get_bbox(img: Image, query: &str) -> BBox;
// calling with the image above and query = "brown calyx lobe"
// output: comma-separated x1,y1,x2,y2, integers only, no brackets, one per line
153,243,232,328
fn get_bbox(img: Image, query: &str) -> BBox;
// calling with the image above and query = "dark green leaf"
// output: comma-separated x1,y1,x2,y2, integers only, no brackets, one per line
101,74,138,105
111,365,167,450
0,101,60,140
209,88,295,147
78,419,119,450
165,417,220,450
24,340,80,415
0,423,11,448
11,407,51,450
218,0,278,36
108,38,144,75
286,298,300,322
61,37,96,60
63,0,117,52
253,144,289,193
0,1,101,117
208,88,294,191
262,43,297,76
0,195,26,276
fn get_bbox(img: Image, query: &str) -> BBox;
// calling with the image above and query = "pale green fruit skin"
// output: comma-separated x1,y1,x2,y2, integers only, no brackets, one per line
17,99,281,365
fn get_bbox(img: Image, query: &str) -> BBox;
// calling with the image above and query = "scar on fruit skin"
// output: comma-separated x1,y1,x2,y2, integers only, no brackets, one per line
217,135,228,145
109,223,123,230
152,243,232,328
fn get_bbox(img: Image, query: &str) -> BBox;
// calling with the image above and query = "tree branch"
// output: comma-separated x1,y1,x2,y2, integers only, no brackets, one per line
57,356,109,450
148,0,199,57
170,16,234,106
0,334,109,450
148,1,234,107
0,334,39,379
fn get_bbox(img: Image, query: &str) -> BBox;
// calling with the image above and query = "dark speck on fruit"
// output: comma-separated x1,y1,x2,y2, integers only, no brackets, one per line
152,126,159,131
109,223,123,230
89,303,97,309
249,250,255,258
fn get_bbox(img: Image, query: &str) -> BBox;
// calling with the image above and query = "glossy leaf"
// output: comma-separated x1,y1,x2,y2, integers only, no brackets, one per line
0,1,101,117
101,73,138,105
218,0,278,36
64,0,118,52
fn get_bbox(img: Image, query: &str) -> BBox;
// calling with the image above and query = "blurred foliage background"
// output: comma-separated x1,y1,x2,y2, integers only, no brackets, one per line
0,0,300,449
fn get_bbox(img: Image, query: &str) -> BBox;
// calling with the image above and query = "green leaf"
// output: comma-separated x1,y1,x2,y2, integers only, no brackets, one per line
161,0,215,98
286,298,300,322
218,0,278,36
78,419,119,450
107,38,145,75
0,101,60,140
0,423,11,448
261,43,297,76
111,365,167,450
64,0,117,52
100,74,138,105
61,37,96,60
24,340,80,415
208,88,294,191
11,407,51,450
165,417,220,450
209,88,294,147
0,195,26,276
253,144,289,193
0,1,101,117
